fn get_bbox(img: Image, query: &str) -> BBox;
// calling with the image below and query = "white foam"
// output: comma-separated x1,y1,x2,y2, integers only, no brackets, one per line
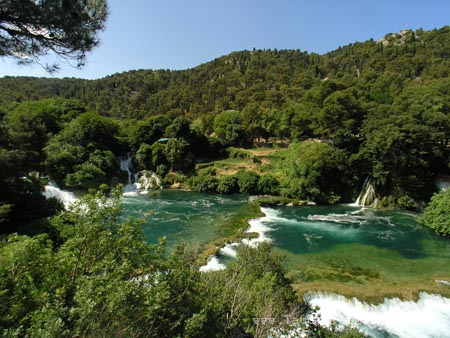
199,255,226,272
219,242,239,258
307,213,367,225
305,291,450,338
199,208,280,271
436,280,450,286
43,181,77,208
241,207,277,247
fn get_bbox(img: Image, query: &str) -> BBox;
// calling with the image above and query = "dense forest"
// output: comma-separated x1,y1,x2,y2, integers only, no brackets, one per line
1,25,450,337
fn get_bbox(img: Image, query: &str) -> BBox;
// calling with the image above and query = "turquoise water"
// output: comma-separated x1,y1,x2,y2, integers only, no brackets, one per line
262,205,450,259
120,191,450,337
121,190,450,261
121,190,248,249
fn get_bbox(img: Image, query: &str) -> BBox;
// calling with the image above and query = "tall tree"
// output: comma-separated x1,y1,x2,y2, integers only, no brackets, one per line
0,0,108,71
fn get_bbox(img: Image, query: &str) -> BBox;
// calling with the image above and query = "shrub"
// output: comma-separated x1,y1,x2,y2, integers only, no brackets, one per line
396,195,419,210
189,175,219,193
217,175,239,194
420,189,450,237
258,174,280,195
237,170,260,195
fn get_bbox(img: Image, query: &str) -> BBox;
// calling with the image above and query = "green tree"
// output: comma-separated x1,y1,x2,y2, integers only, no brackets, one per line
165,116,192,141
45,112,120,188
126,115,170,150
258,174,280,195
214,111,245,146
420,189,450,237
165,138,189,171
0,0,108,71
5,108,47,171
282,142,349,203
65,150,116,188
217,175,239,194
317,88,365,148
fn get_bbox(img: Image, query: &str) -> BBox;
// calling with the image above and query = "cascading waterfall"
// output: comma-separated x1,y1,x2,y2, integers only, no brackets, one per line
304,291,450,338
136,171,163,193
120,154,138,195
353,177,378,207
43,181,77,208
119,154,163,195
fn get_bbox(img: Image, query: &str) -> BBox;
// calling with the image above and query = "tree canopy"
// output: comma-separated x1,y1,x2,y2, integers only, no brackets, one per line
0,0,108,71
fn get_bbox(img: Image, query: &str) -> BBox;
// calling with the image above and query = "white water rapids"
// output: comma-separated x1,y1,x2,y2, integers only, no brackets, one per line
305,292,450,338
200,203,450,337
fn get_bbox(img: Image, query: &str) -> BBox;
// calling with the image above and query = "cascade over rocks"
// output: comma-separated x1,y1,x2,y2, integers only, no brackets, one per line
353,177,378,207
119,154,163,195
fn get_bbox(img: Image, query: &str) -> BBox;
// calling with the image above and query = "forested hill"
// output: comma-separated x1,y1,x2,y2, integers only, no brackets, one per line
1,26,449,120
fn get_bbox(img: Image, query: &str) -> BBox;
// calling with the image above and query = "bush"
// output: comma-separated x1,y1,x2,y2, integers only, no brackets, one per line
189,175,219,193
237,170,260,195
156,164,168,177
135,143,152,169
396,195,419,210
420,189,450,237
217,175,239,194
258,174,280,195
281,142,349,203
164,172,185,187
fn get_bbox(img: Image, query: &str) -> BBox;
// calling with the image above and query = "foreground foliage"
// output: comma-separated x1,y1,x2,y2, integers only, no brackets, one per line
0,187,362,337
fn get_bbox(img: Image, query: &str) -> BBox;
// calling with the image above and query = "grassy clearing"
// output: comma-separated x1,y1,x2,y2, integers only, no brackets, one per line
195,146,288,179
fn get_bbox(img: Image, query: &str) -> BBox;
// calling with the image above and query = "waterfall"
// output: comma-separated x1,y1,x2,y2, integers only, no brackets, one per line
119,155,163,196
43,181,77,208
119,155,139,195
304,291,450,338
200,207,277,272
119,155,134,185
137,171,163,193
353,177,378,207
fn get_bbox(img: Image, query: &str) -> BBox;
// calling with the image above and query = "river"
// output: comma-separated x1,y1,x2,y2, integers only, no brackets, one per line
47,186,450,337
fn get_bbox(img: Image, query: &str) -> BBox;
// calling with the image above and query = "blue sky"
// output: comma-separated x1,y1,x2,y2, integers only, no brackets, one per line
1,0,449,79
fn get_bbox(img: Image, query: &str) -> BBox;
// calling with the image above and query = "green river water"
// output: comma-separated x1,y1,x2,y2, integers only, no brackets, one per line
121,190,450,338
121,190,450,297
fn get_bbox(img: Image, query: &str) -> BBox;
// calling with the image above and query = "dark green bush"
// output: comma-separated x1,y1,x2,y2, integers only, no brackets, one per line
217,175,239,194
258,174,280,195
237,170,261,195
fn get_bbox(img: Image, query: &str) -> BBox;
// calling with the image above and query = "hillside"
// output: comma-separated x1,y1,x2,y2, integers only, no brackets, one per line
1,26,449,120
